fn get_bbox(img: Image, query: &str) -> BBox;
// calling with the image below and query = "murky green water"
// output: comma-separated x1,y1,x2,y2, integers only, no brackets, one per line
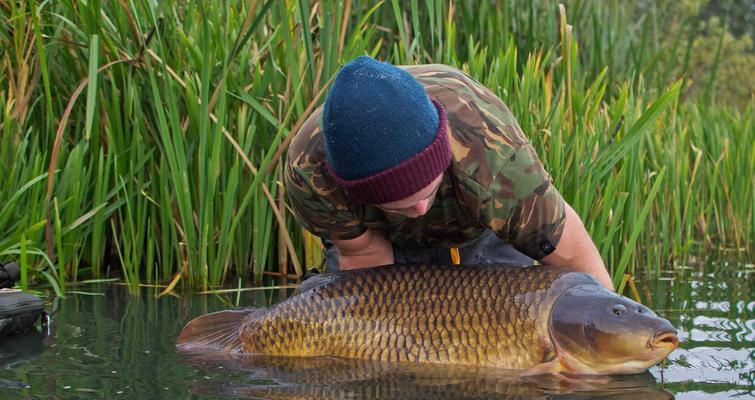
0,261,751,399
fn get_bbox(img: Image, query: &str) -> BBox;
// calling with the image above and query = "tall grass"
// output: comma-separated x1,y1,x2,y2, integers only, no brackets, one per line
0,0,751,293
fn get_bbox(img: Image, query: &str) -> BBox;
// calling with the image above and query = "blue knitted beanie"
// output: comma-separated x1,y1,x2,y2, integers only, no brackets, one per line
322,56,451,204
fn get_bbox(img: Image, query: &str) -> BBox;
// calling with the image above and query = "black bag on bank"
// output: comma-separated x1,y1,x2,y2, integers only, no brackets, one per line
0,290,44,337
0,261,44,337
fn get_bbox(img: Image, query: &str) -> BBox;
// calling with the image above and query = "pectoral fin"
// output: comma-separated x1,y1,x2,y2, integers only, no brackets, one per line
520,359,563,377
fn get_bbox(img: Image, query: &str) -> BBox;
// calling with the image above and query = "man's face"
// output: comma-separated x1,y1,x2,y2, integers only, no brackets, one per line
375,174,443,218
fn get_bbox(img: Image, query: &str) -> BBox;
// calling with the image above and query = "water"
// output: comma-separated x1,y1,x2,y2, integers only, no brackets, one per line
0,261,751,399
641,260,754,399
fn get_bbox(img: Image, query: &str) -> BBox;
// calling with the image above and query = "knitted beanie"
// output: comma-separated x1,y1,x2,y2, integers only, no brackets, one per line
322,56,451,204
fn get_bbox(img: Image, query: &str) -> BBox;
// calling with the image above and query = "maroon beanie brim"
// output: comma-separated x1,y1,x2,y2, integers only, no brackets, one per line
325,99,451,204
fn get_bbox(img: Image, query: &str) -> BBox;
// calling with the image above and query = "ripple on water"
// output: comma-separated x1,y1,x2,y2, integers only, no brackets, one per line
648,260,754,399
655,347,754,385
694,301,730,312
689,316,754,343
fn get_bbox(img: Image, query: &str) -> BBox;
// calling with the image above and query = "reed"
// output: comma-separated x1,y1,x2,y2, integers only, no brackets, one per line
0,0,751,293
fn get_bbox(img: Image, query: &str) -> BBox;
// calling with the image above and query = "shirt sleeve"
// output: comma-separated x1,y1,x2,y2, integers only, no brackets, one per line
481,143,567,260
284,160,367,241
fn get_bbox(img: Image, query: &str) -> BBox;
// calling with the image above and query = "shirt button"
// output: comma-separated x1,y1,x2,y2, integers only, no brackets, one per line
540,241,555,254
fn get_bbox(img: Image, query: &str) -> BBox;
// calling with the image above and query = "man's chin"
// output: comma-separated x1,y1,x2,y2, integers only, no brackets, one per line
384,209,429,219
401,212,424,219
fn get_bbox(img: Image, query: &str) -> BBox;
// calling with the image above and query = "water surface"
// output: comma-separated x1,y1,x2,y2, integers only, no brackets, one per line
0,261,751,399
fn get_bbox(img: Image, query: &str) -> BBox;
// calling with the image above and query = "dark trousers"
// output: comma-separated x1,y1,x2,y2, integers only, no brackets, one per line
323,230,533,272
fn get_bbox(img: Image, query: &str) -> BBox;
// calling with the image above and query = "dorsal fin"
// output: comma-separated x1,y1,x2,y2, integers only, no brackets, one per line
295,273,339,295
176,308,264,353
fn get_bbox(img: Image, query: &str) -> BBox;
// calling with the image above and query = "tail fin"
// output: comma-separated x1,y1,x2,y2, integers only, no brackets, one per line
176,308,264,353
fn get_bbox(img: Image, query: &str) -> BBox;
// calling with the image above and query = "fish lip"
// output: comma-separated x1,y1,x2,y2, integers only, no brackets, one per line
648,330,679,351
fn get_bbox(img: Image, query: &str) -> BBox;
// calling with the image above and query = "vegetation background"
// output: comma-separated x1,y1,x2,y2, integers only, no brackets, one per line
1,0,752,296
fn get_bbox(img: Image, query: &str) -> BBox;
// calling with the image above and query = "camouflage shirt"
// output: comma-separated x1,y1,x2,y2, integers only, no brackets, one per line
284,64,566,260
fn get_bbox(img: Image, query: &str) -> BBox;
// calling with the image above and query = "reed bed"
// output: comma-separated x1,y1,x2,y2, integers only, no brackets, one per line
0,0,751,294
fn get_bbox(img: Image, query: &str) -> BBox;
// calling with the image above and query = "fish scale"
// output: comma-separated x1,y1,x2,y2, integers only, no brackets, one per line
179,263,679,376
239,264,565,369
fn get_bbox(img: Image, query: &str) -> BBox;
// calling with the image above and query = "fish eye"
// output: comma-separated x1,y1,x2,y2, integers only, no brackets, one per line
612,304,627,316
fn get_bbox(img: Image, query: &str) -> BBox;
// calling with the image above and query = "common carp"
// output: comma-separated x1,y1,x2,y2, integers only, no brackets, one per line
177,264,679,376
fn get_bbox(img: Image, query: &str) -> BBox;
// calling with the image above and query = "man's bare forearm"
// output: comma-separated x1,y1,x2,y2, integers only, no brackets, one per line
338,252,394,270
332,228,394,270
540,204,614,290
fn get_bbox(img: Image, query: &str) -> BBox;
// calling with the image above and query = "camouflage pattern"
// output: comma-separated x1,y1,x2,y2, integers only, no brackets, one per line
285,64,566,260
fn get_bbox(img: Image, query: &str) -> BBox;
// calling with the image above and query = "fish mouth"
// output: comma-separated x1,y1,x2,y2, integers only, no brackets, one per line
648,330,679,351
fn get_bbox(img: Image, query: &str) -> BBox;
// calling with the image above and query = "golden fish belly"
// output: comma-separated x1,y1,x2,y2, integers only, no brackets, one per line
239,264,574,369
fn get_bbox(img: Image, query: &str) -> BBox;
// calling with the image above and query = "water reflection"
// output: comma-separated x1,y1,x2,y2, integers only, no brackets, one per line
0,260,750,399
0,328,46,369
182,353,673,399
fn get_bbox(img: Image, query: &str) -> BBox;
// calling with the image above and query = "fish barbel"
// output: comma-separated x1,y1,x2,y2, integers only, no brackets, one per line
177,264,678,375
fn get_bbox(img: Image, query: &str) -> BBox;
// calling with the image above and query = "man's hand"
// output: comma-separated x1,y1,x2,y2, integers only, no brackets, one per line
331,229,394,270
540,203,614,290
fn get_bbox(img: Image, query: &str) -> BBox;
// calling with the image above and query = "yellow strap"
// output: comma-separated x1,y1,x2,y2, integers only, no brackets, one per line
626,274,643,304
450,247,460,265
617,273,643,304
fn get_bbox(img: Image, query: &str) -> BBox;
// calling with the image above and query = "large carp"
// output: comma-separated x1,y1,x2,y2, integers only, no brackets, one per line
177,264,678,376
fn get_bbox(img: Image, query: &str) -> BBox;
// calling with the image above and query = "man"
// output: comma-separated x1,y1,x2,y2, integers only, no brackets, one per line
284,56,613,289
